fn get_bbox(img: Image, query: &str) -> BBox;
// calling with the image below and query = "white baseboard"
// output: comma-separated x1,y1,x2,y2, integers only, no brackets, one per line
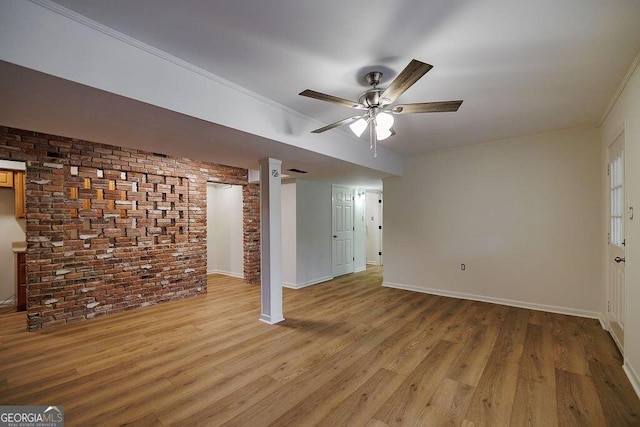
382,281,604,321
207,269,244,279
623,362,640,400
354,266,367,273
1,297,15,306
283,275,333,290
259,313,285,324
607,325,625,355
597,314,607,330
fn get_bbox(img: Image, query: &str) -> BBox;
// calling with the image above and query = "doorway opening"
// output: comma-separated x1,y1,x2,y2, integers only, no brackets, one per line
206,183,244,279
0,160,26,314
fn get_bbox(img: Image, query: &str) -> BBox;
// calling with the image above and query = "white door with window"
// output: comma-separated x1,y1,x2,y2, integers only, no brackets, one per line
607,132,626,352
332,186,354,277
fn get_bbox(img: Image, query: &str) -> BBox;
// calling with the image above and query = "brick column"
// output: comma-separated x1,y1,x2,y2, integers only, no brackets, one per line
242,183,260,284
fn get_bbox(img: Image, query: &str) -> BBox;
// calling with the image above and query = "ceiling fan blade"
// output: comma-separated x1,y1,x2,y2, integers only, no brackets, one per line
391,100,463,114
311,115,366,133
381,59,433,104
299,89,365,109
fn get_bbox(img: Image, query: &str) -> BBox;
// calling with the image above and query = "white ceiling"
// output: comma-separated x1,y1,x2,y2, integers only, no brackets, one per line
50,0,640,151
2,0,640,187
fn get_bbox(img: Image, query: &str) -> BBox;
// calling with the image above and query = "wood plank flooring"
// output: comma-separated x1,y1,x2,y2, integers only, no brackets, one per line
1,266,639,426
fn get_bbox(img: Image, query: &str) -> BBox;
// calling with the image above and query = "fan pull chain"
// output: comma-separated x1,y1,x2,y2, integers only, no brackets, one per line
369,117,378,157
369,123,374,150
370,118,378,157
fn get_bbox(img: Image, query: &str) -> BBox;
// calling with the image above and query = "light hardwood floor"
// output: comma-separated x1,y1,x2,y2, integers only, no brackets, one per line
1,266,639,426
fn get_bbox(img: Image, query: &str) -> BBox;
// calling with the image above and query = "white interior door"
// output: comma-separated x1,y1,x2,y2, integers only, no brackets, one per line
332,186,354,277
607,132,626,352
366,191,383,265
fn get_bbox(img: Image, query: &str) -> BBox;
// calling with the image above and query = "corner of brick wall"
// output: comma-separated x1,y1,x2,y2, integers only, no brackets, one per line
0,126,259,330
242,183,260,284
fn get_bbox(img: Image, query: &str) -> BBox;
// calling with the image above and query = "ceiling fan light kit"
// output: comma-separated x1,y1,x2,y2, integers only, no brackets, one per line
300,59,463,157
376,111,394,130
349,118,368,137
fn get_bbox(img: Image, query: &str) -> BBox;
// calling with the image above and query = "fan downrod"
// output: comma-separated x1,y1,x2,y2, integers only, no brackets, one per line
365,71,383,88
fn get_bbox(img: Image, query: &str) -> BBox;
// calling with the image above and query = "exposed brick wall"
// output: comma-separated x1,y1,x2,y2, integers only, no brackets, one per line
0,126,259,330
242,183,260,284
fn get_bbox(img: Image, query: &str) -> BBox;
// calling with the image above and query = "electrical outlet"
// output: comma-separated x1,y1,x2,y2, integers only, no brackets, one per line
461,264,466,271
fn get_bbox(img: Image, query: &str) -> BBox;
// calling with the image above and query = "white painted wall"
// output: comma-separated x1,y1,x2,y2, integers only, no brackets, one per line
384,127,602,319
601,57,640,397
0,189,26,303
354,189,366,272
206,185,217,274
206,184,243,277
283,179,354,288
294,179,332,287
281,182,297,286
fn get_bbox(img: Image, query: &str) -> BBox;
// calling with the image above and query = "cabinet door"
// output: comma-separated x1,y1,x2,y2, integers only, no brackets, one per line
0,170,13,188
14,171,25,218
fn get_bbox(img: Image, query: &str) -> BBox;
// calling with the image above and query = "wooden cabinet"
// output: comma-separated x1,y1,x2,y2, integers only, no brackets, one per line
0,169,26,218
17,252,26,311
0,170,13,188
14,171,25,218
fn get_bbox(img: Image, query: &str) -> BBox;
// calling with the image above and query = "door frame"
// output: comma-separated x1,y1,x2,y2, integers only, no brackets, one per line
331,185,355,277
605,124,627,354
366,190,383,266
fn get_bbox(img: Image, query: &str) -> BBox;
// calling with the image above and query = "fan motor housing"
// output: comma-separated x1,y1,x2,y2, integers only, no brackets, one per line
358,88,384,108
359,71,388,107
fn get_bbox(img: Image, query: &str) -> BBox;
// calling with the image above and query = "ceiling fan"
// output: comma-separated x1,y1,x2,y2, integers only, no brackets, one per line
299,59,463,157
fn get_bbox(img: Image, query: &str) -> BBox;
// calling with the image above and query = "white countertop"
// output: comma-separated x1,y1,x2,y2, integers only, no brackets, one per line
11,242,26,253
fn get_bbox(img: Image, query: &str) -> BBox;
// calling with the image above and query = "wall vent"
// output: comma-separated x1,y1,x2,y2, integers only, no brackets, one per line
287,168,308,174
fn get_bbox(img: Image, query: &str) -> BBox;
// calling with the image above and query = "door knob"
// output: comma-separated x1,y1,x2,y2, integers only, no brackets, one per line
614,256,625,263
333,235,337,238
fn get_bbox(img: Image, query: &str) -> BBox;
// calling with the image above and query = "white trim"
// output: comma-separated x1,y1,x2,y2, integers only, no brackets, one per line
25,0,397,161
608,324,624,355
382,281,604,321
283,276,333,290
259,314,285,325
27,0,300,118
605,122,626,150
623,362,640,400
0,160,26,171
429,125,600,157
597,314,607,330
354,266,367,273
601,48,640,125
207,269,244,279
